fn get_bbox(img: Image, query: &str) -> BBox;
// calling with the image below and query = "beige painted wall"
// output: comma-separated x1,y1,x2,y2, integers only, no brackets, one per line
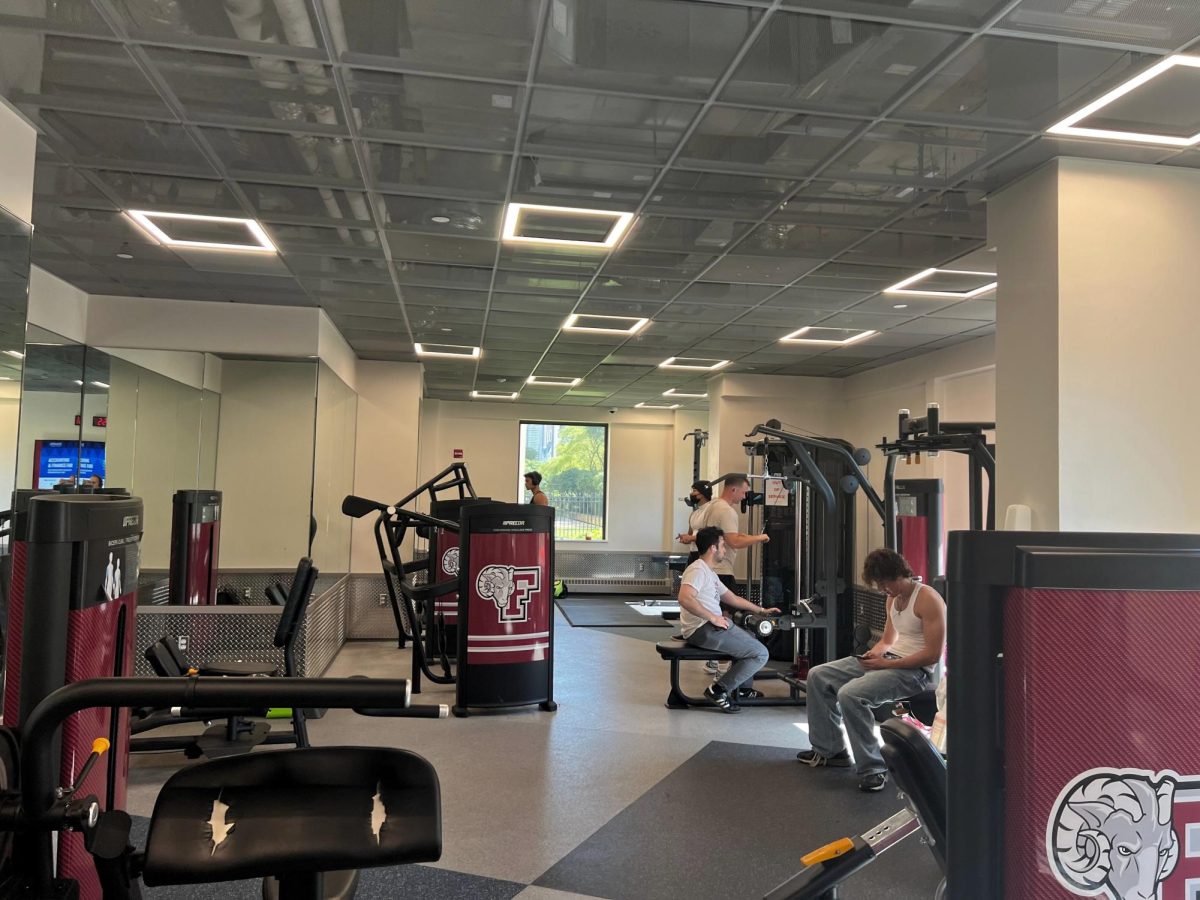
350,361,423,573
1055,158,1200,532
15,390,82,491
990,161,1061,529
215,360,317,569
312,362,357,575
0,98,35,222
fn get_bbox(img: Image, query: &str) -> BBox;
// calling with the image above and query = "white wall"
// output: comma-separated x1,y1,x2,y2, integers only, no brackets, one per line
15,390,82,492
839,336,996,570
215,360,317,569
0,97,35,223
312,362,357,575
350,361,423,573
28,268,88,344
417,400,680,552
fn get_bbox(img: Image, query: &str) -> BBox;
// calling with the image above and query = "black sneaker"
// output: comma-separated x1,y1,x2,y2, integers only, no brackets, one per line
796,749,852,768
859,772,888,792
703,684,739,713
736,687,764,700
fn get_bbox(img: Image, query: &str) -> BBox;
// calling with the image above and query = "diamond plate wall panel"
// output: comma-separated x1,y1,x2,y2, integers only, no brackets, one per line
134,575,349,676
555,550,671,594
348,574,401,640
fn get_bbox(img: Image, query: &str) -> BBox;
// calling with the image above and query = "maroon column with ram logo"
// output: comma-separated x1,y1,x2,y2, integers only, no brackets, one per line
453,502,556,717
428,496,490,661
4,494,143,900
948,531,1200,900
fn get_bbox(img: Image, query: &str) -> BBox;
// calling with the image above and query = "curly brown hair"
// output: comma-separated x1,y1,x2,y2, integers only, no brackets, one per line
862,548,915,587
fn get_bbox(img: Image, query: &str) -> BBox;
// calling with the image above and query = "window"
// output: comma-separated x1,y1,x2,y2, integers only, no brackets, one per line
519,421,608,541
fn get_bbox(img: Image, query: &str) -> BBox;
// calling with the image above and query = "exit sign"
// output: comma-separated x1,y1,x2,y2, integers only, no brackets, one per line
453,449,464,459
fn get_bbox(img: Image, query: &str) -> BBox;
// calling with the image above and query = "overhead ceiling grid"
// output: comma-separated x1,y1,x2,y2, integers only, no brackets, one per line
2,0,1198,406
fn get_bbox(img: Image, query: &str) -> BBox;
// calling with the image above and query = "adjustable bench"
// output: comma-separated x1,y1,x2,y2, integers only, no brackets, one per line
655,639,805,709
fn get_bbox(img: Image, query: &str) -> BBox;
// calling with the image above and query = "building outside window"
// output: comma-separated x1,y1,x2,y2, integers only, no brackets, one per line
519,421,607,541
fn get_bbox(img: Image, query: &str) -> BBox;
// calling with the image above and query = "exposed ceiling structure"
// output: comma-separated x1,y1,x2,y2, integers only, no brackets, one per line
2,0,1198,409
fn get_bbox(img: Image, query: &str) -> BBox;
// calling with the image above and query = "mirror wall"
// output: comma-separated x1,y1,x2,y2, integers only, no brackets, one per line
311,362,357,577
0,206,32,506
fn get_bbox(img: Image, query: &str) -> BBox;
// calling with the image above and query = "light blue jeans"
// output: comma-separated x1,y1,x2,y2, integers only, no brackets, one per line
805,655,934,775
686,622,769,693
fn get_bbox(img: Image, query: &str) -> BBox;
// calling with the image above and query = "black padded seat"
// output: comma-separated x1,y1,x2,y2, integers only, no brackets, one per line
880,719,947,872
141,746,442,886
198,660,279,677
655,639,730,661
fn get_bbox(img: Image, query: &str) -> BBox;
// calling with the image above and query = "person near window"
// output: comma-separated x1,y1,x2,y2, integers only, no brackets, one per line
524,471,549,506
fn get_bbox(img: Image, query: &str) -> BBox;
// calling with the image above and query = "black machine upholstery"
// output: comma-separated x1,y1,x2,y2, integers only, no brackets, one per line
141,746,442,886
655,639,728,661
880,719,947,872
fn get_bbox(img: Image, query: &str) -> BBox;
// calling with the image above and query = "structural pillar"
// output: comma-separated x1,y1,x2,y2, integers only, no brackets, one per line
991,157,1200,532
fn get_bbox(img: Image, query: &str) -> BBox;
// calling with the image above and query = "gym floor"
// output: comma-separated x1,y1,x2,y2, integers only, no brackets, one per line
127,608,942,899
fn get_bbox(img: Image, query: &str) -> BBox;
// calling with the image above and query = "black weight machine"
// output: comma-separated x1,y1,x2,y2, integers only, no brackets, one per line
342,494,459,694
682,428,708,482
878,403,995,554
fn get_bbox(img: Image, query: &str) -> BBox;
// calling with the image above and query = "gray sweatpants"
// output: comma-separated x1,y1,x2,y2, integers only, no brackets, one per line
805,655,934,775
686,622,769,693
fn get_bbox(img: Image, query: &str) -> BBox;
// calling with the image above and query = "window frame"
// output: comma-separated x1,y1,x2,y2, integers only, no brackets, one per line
518,419,610,542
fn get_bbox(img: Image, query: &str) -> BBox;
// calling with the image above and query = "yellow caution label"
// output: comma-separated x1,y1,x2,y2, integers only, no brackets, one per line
801,837,854,867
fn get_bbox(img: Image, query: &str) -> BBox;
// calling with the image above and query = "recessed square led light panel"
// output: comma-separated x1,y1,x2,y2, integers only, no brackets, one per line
503,203,635,248
126,210,277,252
470,390,519,400
780,327,877,346
883,268,996,298
659,357,730,371
527,376,582,387
1049,55,1200,146
414,343,482,359
663,388,707,398
636,402,680,409
563,314,650,335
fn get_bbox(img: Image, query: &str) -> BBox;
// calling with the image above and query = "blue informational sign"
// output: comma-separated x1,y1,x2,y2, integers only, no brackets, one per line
35,440,106,489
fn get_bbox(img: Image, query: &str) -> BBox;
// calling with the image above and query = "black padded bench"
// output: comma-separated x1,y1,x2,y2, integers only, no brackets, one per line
655,639,805,709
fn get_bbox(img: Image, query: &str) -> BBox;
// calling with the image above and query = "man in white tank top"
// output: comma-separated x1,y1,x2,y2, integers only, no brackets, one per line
797,548,946,793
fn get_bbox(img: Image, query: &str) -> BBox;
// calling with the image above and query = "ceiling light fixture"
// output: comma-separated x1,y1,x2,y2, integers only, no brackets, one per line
470,390,519,401
527,375,583,387
126,210,277,252
893,304,908,309
414,343,481,359
781,327,877,346
429,215,451,224
659,357,730,371
90,381,110,389
116,242,134,260
883,268,996,298
3,350,23,360
503,202,635,249
636,402,680,410
1048,54,1200,145
663,388,708,399
74,380,83,386
563,314,650,335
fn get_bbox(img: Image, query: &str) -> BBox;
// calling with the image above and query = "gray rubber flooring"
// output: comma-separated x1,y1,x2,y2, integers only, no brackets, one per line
534,740,943,900
554,595,674,628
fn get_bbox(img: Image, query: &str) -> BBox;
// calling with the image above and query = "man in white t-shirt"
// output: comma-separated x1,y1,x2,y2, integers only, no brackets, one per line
700,474,770,593
678,526,780,712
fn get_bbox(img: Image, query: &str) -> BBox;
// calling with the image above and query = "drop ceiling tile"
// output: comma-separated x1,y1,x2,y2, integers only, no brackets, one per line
490,293,578,316
587,275,688,302
995,0,1198,50
654,304,754,325
722,11,961,114
817,311,915,330
395,263,493,291
702,254,823,284
796,262,910,293
649,169,797,218
889,316,988,335
536,0,761,99
680,107,856,176
852,294,960,316
894,190,987,238
366,143,511,199
386,232,497,266
380,195,503,239
675,282,780,304
763,286,870,310
38,111,215,174
737,307,832,328
927,299,996,321
624,216,751,254
525,88,699,163
845,231,983,267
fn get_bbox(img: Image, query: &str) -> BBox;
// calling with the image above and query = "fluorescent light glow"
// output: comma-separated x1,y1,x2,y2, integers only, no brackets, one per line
659,357,730,371
1048,55,1200,146
126,210,277,252
780,327,877,346
883,268,997,298
74,380,84,386
90,381,110,389
636,402,680,409
4,350,23,359
502,202,635,248
562,313,650,335
663,388,707,398
470,390,519,401
414,343,481,359
527,375,582,387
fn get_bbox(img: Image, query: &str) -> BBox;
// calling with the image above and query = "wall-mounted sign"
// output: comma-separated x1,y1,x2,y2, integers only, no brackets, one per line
453,448,464,459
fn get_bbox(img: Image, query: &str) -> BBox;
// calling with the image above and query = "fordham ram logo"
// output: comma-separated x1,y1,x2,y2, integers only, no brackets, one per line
1047,768,1181,900
475,565,540,623
441,547,459,577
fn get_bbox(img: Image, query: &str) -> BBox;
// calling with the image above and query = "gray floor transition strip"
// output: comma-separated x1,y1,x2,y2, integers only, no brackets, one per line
533,740,943,900
130,817,527,900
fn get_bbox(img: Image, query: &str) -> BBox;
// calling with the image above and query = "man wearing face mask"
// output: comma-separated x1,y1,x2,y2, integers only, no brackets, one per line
676,480,712,564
